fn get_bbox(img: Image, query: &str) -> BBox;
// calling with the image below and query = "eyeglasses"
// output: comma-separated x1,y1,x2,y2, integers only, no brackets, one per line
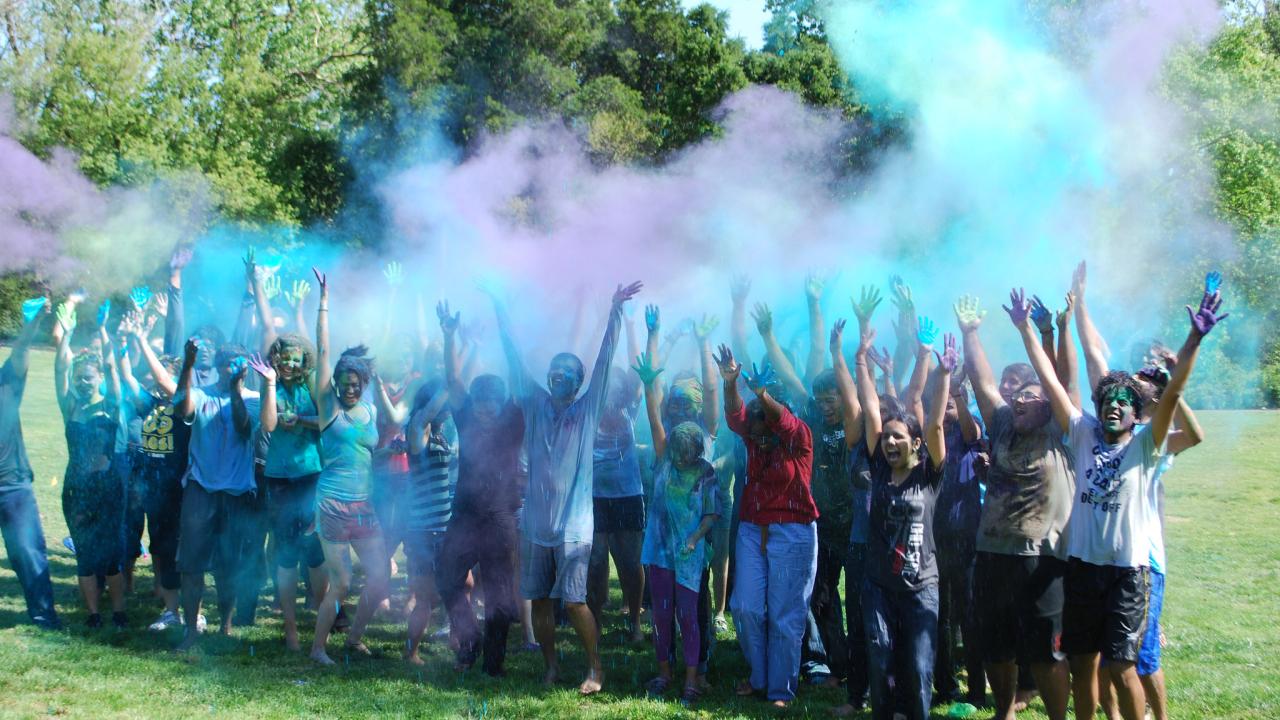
1012,391,1043,403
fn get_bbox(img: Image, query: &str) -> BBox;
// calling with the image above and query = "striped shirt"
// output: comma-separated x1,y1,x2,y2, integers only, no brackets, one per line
407,431,457,532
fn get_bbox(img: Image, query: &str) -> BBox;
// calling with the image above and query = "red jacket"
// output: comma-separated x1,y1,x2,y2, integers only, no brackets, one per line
727,402,818,526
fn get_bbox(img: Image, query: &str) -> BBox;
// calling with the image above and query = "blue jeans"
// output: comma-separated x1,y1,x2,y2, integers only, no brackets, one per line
731,520,818,702
864,580,939,720
0,484,58,626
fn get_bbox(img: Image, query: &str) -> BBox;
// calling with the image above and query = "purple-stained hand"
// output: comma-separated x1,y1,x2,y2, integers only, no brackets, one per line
1003,288,1031,327
937,333,960,373
1186,290,1228,338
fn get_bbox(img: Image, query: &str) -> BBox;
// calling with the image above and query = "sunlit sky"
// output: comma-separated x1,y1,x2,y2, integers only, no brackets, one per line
696,0,770,49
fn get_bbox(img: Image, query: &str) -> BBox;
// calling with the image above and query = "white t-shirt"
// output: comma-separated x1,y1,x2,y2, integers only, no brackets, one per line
1065,413,1164,568
1148,454,1174,574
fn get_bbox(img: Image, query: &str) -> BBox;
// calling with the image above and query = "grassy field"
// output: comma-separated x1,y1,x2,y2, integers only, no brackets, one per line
0,348,1276,719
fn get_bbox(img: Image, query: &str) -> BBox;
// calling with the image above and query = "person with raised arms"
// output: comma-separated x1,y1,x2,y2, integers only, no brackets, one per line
485,279,642,695
1006,282,1224,720
0,298,60,630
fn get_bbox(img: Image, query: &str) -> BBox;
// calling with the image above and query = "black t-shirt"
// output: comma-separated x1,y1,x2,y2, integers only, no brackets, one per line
451,400,526,515
867,445,942,592
131,392,191,484
0,359,32,486
804,403,854,544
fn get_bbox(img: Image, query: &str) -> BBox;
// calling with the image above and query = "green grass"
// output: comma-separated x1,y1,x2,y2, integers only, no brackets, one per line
0,347,1277,719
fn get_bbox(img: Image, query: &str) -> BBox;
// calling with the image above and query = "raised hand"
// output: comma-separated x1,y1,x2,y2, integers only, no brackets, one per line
183,338,198,366
829,318,847,354
867,344,894,375
436,300,460,334
1002,288,1031,327
916,316,940,347
228,355,249,382
613,281,643,307
286,279,312,308
1071,261,1087,300
744,361,778,395
694,314,720,341
243,248,257,284
889,275,914,314
459,320,486,346
714,344,741,382
97,299,111,327
645,304,660,333
631,351,664,387
953,295,986,332
21,297,47,324
852,285,882,325
262,274,282,301
117,311,143,337
247,353,277,384
170,244,194,271
130,286,153,313
730,274,751,303
383,261,403,287
805,272,826,302
859,326,877,356
751,303,773,336
1029,295,1053,334
312,267,327,298
150,292,168,318
1204,270,1222,296
1056,293,1075,330
937,333,960,372
950,363,968,396
1186,290,1228,338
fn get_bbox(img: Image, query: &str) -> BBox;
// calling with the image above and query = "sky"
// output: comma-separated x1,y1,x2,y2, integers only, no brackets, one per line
698,0,769,49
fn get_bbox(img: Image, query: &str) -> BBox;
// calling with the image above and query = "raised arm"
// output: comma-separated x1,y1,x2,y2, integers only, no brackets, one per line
164,244,192,356
285,279,312,341
925,334,958,470
482,283,535,400
406,385,451,455
1166,397,1204,455
904,316,938,429
10,297,48,377
1071,261,1110,393
714,345,744,419
53,302,76,419
229,361,252,439
623,303,642,403
1030,295,1058,374
693,314,721,436
954,295,1003,427
175,339,198,421
856,325,883,455
752,302,808,402
1151,281,1227,448
126,319,178,398
633,351,667,458
245,249,278,353
1055,293,1082,409
583,282,643,418
889,275,917,389
805,273,827,385
314,269,332,420
248,354,278,433
438,301,467,411
729,274,755,369
1008,289,1073,433
951,369,981,445
380,261,402,347
830,319,864,447
98,320,122,407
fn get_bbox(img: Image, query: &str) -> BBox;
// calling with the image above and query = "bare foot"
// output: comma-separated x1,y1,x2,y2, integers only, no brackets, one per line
542,666,560,687
771,699,790,709
345,641,372,656
831,704,857,717
284,631,301,652
310,649,335,666
1014,688,1038,712
404,651,425,666
579,669,603,695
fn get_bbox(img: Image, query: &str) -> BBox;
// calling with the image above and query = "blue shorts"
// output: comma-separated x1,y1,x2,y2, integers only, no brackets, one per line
1136,569,1164,676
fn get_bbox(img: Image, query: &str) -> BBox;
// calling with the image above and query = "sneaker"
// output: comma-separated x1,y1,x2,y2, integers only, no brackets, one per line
112,611,128,630
61,537,76,554
183,613,208,633
713,615,729,634
149,610,181,632
85,613,102,629
33,614,62,631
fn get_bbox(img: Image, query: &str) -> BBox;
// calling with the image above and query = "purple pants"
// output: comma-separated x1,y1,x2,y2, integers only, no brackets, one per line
647,564,700,668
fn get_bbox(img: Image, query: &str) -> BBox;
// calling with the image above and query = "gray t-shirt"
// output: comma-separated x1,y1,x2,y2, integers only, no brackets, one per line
516,305,622,546
180,386,261,496
977,405,1074,558
0,359,33,486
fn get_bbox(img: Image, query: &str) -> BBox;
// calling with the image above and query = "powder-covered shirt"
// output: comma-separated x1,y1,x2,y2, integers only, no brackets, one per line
180,386,261,496
641,458,720,591
727,402,817,526
451,400,526,515
1065,413,1163,568
263,381,322,479
407,429,457,532
1148,454,1174,573
592,405,643,499
515,304,622,546
978,406,1074,558
318,401,379,503
804,403,854,545
848,440,873,544
867,445,942,593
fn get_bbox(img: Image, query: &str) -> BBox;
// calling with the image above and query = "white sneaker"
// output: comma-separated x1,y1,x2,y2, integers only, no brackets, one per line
148,610,181,632
182,613,208,633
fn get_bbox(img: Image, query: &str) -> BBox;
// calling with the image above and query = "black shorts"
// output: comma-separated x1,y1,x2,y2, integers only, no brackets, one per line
176,482,255,576
265,473,325,570
975,552,1066,665
592,495,645,534
1062,557,1149,663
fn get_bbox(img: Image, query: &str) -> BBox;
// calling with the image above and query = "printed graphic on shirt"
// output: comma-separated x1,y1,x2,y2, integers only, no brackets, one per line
141,403,177,456
887,488,926,581
1081,432,1131,514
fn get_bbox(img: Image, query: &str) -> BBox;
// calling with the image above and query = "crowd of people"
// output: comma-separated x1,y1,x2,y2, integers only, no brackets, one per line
0,246,1226,720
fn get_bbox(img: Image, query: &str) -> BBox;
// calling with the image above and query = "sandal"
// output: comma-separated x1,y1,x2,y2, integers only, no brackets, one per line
645,676,671,698
680,684,703,707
